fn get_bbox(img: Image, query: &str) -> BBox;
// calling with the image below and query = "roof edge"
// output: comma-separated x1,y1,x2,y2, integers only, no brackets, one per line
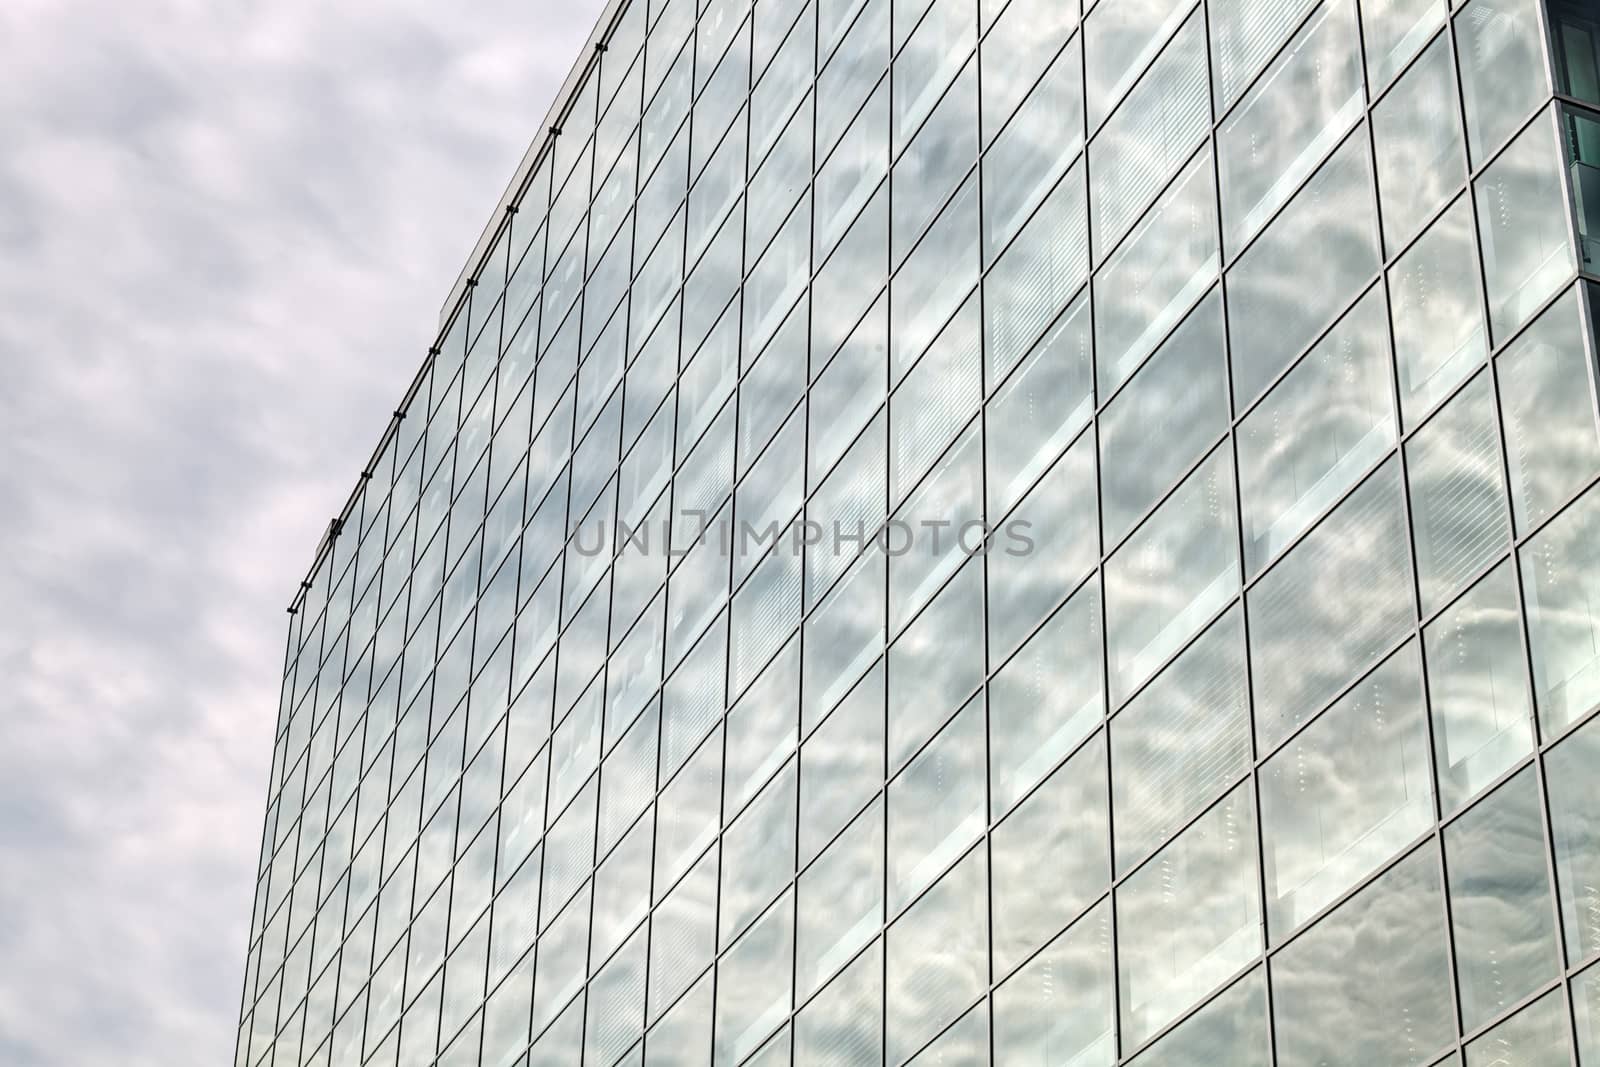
286,0,631,617
438,0,630,331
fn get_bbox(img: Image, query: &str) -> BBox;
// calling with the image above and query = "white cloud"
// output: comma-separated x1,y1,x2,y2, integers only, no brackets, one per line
0,0,606,1063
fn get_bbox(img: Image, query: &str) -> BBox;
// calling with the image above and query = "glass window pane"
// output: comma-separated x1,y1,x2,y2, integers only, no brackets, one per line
693,22,749,163
1405,371,1511,613
1550,0,1600,107
588,927,647,1065
1218,0,1364,255
981,38,1085,263
745,203,810,363
1497,286,1600,535
1094,152,1219,398
650,847,717,1024
892,61,977,268
714,891,794,1066
1260,644,1433,939
819,0,870,64
795,940,883,1065
738,303,807,468
1249,459,1414,748
907,1002,986,1063
728,536,802,693
1371,34,1465,251
985,291,1094,515
1084,0,1191,130
891,0,975,153
896,292,979,502
1546,715,1600,961
802,547,886,730
748,96,812,263
992,901,1116,1066
725,639,799,814
1574,960,1600,1063
542,780,596,925
1106,447,1239,707
1566,106,1600,271
530,989,581,1067
814,184,889,369
1457,0,1551,163
812,299,889,495
1090,9,1210,260
1446,768,1562,1031
1465,989,1572,1067
805,409,886,602
1117,786,1262,1046
647,969,712,1066
667,505,732,658
981,0,1081,143
1237,285,1395,576
983,157,1090,388
1391,198,1489,428
990,577,1105,813
886,845,988,1067
550,683,602,816
682,222,743,367
986,429,1098,663
598,687,652,844
800,661,885,866
690,118,743,265
636,114,687,256
887,430,982,636
1519,482,1600,738
745,1025,790,1067
656,729,722,893
1127,968,1270,1067
1424,562,1535,813
991,736,1110,976
1227,131,1381,409
1100,288,1229,546
1271,846,1457,1067
890,176,980,375
1209,0,1317,112
1476,113,1579,344
889,696,985,910
817,0,889,159
719,760,797,945
594,816,652,967
1112,605,1252,874
752,2,809,141
798,800,884,999
888,558,984,772
1361,0,1446,89
533,887,588,1030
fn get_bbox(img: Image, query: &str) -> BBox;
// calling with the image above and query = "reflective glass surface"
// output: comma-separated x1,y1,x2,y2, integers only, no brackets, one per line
1117,785,1262,1046
1260,645,1433,939
1521,482,1600,738
1271,847,1457,1067
1475,113,1579,343
1445,769,1561,1031
1546,715,1600,963
1423,562,1534,814
242,0,1592,1061
1405,371,1510,614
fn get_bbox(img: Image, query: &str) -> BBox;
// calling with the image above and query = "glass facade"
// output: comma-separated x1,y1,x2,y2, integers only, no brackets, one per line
237,0,1600,1061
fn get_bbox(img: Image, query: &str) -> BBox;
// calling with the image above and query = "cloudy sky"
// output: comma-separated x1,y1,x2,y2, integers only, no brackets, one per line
0,0,606,1062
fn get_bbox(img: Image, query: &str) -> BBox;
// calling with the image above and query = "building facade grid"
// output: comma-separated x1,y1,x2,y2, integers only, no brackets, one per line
238,0,1600,1062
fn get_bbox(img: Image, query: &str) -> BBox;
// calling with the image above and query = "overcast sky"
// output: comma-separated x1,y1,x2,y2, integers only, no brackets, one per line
0,0,606,1062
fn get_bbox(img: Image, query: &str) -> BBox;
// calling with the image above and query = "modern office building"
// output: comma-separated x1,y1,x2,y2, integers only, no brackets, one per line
237,0,1600,1061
